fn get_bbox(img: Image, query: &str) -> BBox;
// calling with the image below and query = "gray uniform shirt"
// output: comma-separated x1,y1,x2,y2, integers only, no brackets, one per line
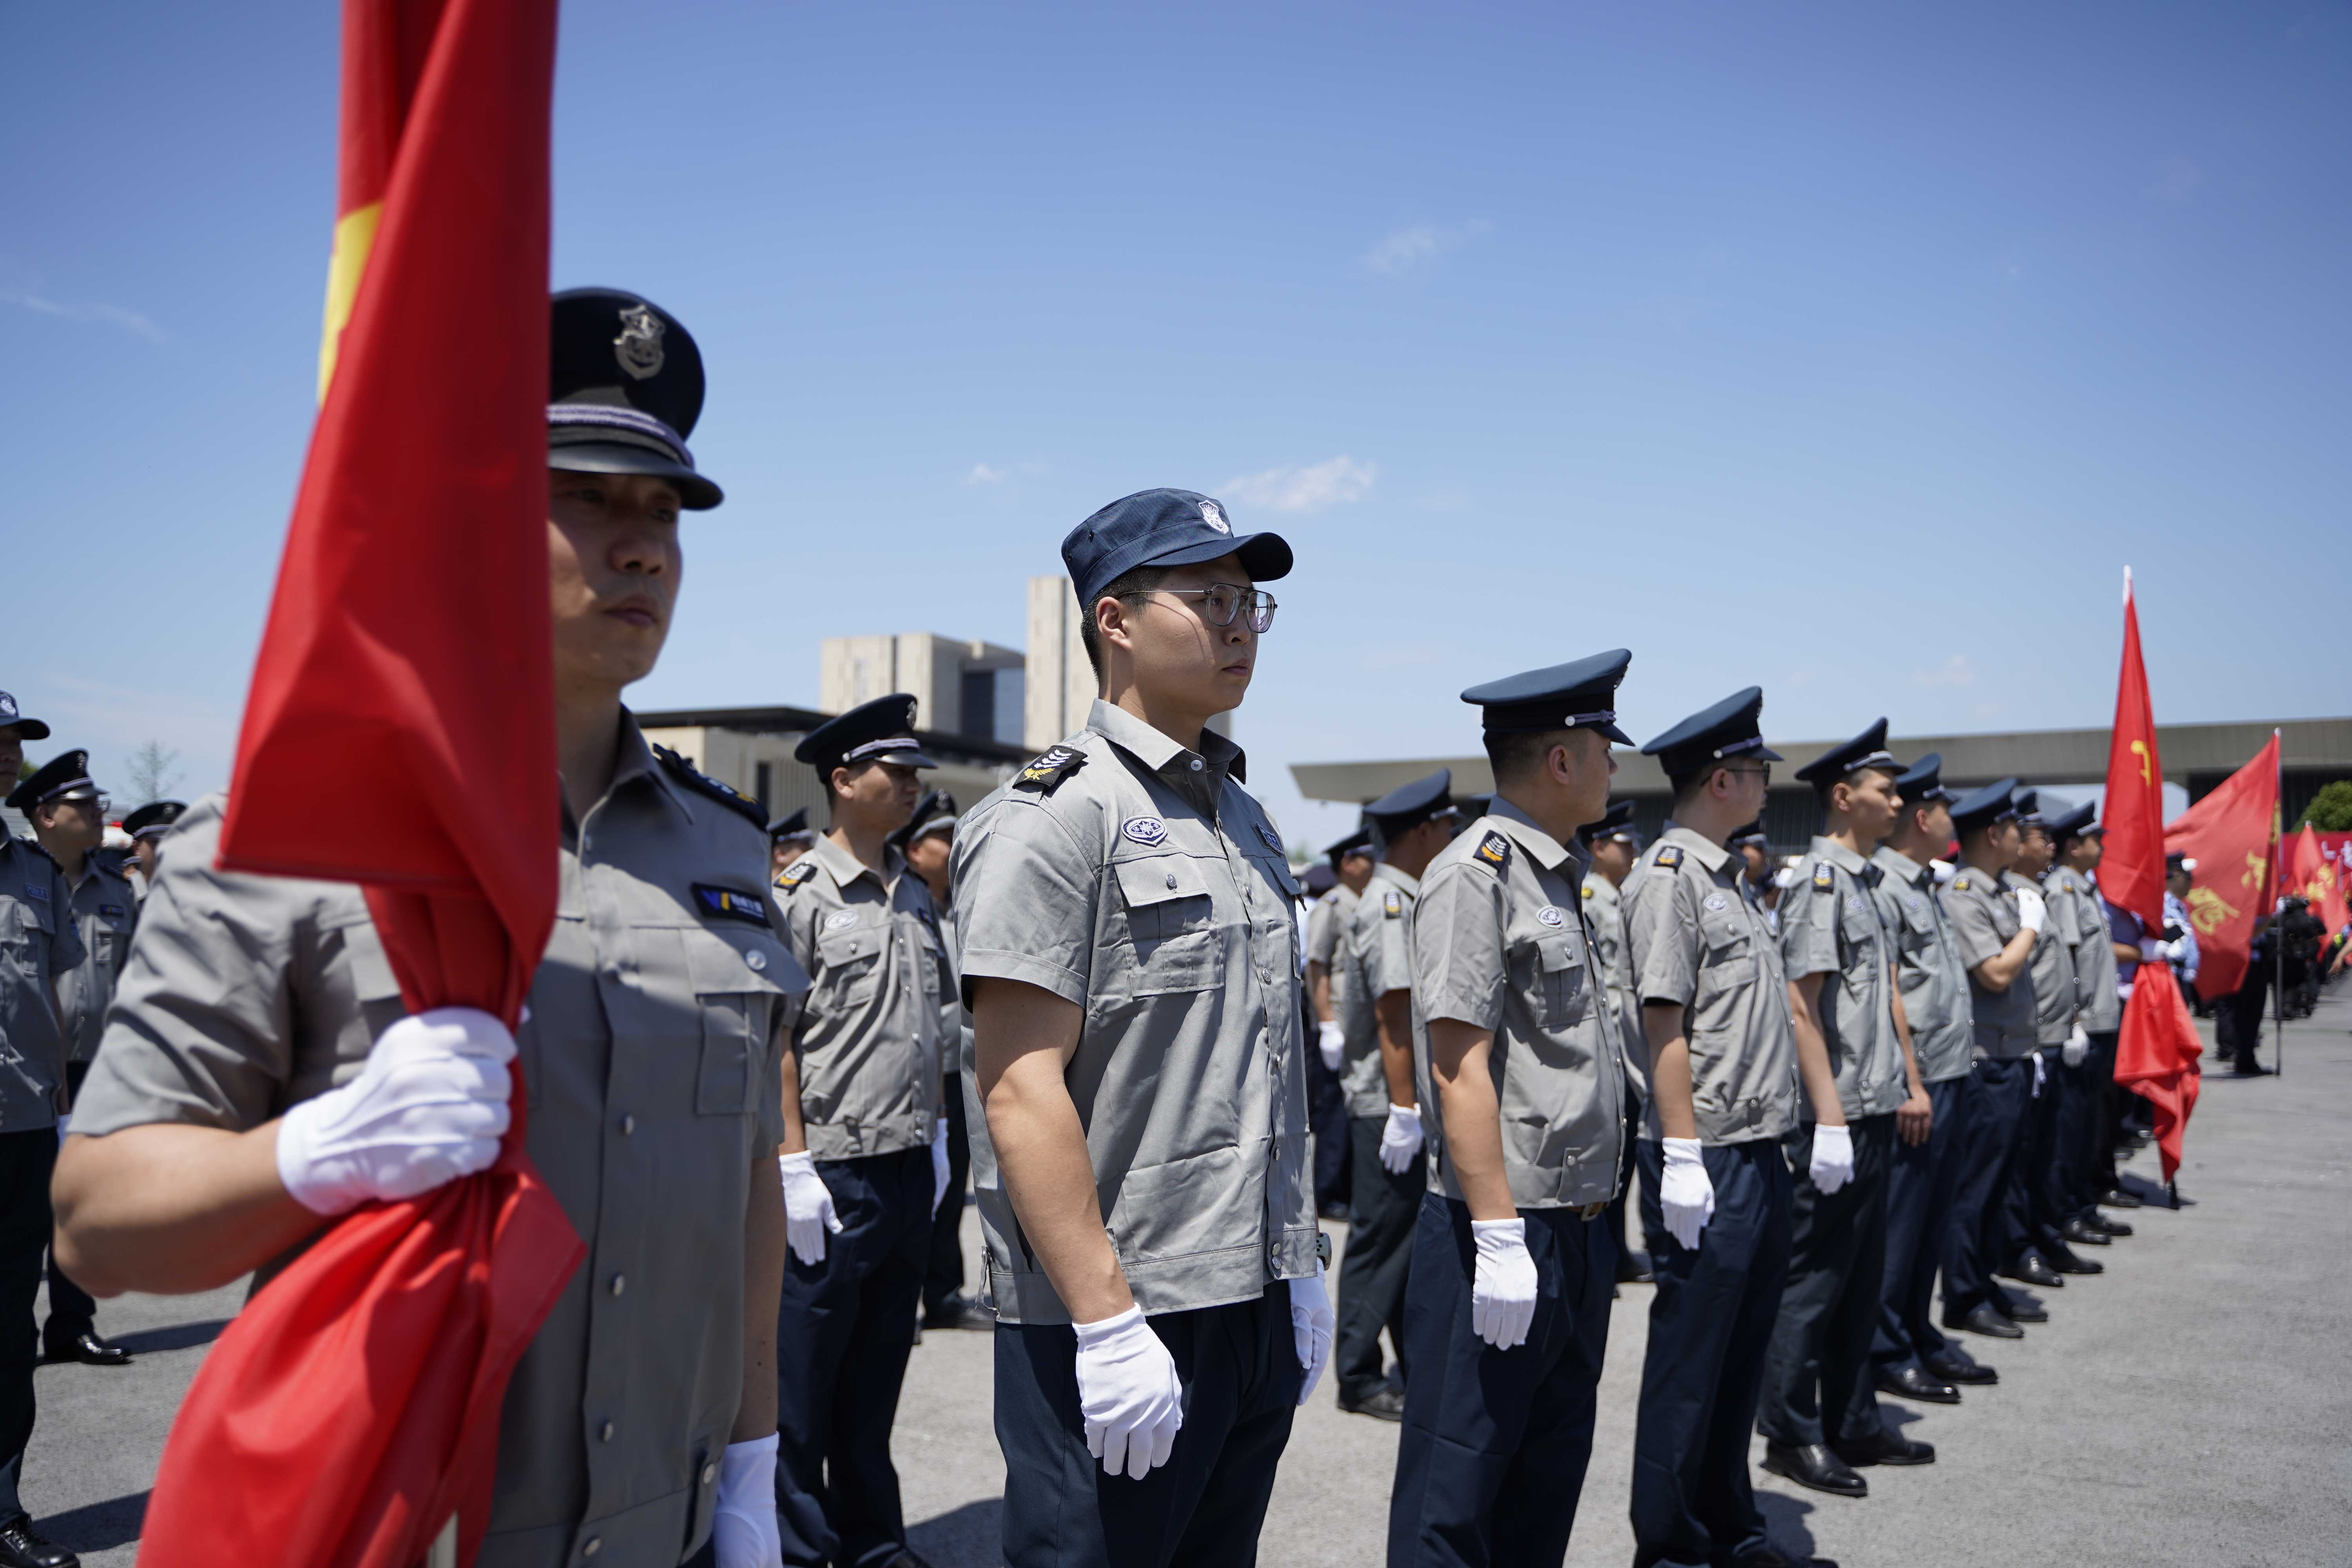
1870,846,1974,1083
0,832,82,1132
774,836,951,1161
72,721,805,1568
58,857,139,1066
2045,866,2123,1033
1624,824,1800,1146
1338,862,1417,1120
1411,802,1625,1209
1940,862,2036,1059
950,700,1315,1325
1779,838,1909,1122
2011,869,2078,1046
1306,884,1357,1011
1581,873,1647,1103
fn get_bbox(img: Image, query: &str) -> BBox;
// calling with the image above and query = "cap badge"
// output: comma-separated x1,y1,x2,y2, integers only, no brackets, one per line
1122,816,1169,847
1537,905,1565,927
613,303,666,380
1199,499,1230,535
0,693,15,719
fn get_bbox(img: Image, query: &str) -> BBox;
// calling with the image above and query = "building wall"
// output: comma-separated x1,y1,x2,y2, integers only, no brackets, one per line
821,632,1024,739
642,723,1012,832
1021,573,1231,750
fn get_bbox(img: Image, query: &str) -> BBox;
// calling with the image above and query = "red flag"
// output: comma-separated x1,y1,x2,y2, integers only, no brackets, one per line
2280,824,2350,936
2101,568,2165,929
2164,734,2279,1001
2112,971,2203,1182
142,4,581,1567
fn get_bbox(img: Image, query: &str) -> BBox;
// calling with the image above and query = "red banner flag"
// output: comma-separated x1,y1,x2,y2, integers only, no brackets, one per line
2280,824,2350,936
2164,734,2279,1001
141,3,579,1567
2112,967,2203,1182
2101,568,2166,929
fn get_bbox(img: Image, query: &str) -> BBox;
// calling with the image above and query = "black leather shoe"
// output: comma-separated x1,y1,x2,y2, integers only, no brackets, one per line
0,1515,77,1568
1948,1305,2024,1339
2085,1213,2133,1237
2004,1299,2049,1323
42,1330,131,1367
1338,1383,1406,1422
1874,1365,1960,1405
2000,1255,2064,1289
2097,1187,2144,1209
2051,1250,2104,1276
1835,1428,1936,1467
1923,1349,1998,1384
2060,1218,2112,1248
1761,1441,1868,1498
920,1294,993,1332
1616,1249,1655,1285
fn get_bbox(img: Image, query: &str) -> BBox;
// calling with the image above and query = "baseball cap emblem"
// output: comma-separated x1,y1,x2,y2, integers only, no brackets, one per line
0,693,14,719
1199,499,1230,534
613,303,666,380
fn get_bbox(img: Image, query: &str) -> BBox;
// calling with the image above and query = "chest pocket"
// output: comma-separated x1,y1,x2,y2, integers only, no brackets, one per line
815,915,885,1002
1698,906,1755,985
687,927,794,1115
1112,854,1224,996
1527,933,1590,1027
1838,894,1880,958
1,892,56,967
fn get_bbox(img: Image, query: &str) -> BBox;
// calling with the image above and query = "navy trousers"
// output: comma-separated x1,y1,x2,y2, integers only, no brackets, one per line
1388,1196,1613,1568
1942,1059,2030,1322
995,1285,1299,1568
1758,1115,1894,1450
1629,1139,1792,1568
775,1147,932,1568
0,1131,55,1518
1998,1047,2065,1266
2084,1029,2122,1198
1334,1116,1423,1401
924,1072,972,1315
1870,1074,1969,1381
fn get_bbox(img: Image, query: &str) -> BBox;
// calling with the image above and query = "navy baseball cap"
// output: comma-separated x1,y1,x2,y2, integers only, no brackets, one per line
1061,489,1293,613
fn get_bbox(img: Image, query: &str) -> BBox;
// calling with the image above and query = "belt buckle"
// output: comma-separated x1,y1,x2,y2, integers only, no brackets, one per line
1577,1200,1607,1221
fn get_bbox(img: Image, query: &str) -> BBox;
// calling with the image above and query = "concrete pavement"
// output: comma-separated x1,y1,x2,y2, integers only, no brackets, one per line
25,982,2352,1565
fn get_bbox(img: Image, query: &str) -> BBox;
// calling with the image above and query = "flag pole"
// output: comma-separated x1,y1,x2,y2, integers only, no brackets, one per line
2274,729,2286,1076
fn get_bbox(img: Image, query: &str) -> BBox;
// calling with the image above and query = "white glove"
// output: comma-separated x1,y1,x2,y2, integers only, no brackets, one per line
1659,1137,1715,1250
710,1433,783,1568
1470,1218,1539,1350
2161,938,2189,963
2063,1025,2090,1068
931,1117,951,1216
1378,1103,1424,1174
777,1151,842,1266
2138,936,2167,963
1316,1019,1345,1072
274,1006,513,1216
2014,887,2047,935
2032,1053,2047,1096
1808,1122,1854,1195
1073,1306,1184,1479
1288,1265,1335,1404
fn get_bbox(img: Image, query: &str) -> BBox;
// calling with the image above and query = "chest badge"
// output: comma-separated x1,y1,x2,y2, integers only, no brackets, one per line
693,884,772,929
1256,822,1283,854
1122,816,1169,847
823,909,859,931
1907,895,1924,911
1704,892,1729,912
1536,904,1565,927
24,882,47,902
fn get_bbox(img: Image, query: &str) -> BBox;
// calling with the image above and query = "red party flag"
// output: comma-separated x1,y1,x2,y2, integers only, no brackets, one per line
2279,824,2350,936
2112,966,2203,1182
2101,568,2166,931
2164,734,2279,1001
140,3,581,1566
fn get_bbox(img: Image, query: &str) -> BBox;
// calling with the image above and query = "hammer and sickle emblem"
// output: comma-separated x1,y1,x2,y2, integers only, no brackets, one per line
2129,740,2152,786
2241,851,2268,890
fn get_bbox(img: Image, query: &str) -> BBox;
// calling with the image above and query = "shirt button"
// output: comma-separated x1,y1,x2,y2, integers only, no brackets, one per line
609,1274,626,1297
600,1421,615,1442
582,1541,602,1558
746,949,768,972
1164,873,1178,890
702,1462,719,1486
620,1114,635,1136
1188,759,1203,772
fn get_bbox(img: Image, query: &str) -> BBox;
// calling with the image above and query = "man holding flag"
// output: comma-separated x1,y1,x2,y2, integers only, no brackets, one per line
54,292,808,1568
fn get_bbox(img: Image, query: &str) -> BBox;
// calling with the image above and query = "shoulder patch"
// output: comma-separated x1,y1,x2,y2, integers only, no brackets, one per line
1383,889,1404,918
651,744,766,829
1013,744,1087,794
1813,863,1834,891
693,883,773,929
1655,844,1682,869
775,860,820,890
1951,876,1971,892
1475,831,1512,871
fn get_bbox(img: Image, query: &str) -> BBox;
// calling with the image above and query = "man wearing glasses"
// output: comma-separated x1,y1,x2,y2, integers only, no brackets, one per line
951,489,1332,1568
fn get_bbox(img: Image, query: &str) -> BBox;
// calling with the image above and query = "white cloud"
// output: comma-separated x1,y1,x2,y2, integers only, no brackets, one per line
961,463,1005,486
1219,455,1377,514
1913,654,1976,688
1362,220,1490,276
1,289,165,343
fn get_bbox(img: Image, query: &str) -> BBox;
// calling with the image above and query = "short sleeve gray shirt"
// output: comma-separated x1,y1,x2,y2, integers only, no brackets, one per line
1337,862,1417,1120
2045,866,2123,1033
1778,838,1908,1121
1940,861,2036,1058
2012,869,2078,1046
949,701,1316,1325
58,858,139,1066
0,833,83,1131
1869,846,1973,1083
1581,872,1647,1102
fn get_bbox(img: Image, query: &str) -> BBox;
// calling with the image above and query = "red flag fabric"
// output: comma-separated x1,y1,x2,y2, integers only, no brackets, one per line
2164,734,2279,1002
142,4,579,1567
2280,824,2351,936
2112,967,2203,1182
2101,568,2166,929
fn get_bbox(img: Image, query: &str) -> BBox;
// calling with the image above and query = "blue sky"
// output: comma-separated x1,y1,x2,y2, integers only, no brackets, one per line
7,2,2347,845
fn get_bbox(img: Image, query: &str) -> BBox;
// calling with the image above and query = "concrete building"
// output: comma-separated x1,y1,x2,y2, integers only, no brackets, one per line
1022,573,1229,750
637,704,1028,831
820,633,1026,749
1291,715,2352,854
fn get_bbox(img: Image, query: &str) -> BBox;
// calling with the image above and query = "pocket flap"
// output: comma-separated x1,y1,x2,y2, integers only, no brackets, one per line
1537,935,1584,972
688,925,796,995
814,920,883,970
1115,854,1211,910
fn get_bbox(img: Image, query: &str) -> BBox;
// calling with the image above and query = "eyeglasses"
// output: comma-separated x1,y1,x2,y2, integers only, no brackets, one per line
1723,763,1772,786
1127,584,1278,633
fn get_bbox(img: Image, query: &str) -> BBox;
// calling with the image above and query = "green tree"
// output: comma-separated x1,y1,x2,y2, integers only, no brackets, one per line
2301,780,2352,831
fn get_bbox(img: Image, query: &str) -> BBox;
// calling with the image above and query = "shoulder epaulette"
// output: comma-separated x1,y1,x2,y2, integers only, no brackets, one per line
775,859,820,891
1812,863,1835,891
1383,889,1405,918
1013,744,1087,795
1474,831,1512,872
652,744,766,829
1654,844,1682,869
1951,875,1971,892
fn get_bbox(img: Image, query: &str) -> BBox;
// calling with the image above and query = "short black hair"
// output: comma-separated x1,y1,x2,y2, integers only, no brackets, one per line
1667,764,1728,811
1077,564,1173,681
1483,728,1569,787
